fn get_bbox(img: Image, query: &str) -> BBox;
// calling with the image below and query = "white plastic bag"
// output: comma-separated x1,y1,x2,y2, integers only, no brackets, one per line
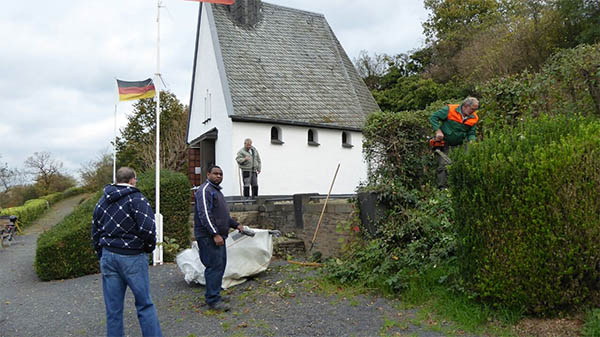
176,228,274,288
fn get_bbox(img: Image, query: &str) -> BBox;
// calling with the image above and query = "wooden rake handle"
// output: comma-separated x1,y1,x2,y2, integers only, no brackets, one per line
310,163,340,251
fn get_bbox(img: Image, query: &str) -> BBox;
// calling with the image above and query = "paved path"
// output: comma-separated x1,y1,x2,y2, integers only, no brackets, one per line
0,195,456,337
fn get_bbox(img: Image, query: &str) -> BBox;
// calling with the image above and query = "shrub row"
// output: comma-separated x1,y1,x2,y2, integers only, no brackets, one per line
450,115,600,315
34,193,100,281
0,187,85,229
0,199,49,227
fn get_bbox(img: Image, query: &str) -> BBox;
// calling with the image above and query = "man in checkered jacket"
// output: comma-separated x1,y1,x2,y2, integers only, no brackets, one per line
91,167,162,337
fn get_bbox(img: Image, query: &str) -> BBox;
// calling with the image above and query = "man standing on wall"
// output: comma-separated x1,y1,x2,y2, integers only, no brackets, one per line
194,165,245,311
91,167,162,337
429,97,480,189
236,138,261,198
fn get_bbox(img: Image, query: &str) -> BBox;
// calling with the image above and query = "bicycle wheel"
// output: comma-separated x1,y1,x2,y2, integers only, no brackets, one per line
5,227,16,246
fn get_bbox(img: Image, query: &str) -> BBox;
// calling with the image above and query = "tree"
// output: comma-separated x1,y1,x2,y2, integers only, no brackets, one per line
0,156,24,208
24,151,70,195
354,51,392,91
420,0,600,84
0,156,19,194
116,91,188,174
79,152,113,192
552,0,600,45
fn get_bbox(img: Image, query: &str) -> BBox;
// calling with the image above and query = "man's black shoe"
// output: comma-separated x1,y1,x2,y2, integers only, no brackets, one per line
208,301,230,312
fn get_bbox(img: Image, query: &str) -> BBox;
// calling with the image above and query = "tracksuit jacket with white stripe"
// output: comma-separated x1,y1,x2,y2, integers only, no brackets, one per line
194,179,240,239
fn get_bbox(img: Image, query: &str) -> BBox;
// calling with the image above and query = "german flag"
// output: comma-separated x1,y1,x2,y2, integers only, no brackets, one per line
116,78,156,101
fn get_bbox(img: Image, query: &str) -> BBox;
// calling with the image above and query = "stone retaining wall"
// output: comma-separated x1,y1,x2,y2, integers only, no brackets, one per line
228,194,356,258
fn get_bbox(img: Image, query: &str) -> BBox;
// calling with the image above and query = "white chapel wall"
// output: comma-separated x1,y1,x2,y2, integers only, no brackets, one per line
188,4,235,184
226,122,367,196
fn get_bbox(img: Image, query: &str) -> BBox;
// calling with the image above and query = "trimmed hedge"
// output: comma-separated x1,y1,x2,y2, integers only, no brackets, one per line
449,115,600,315
63,186,85,198
35,193,100,281
0,199,49,228
0,187,85,229
137,169,192,262
40,192,64,205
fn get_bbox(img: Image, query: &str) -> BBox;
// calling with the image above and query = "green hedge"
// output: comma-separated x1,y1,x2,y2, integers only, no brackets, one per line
62,186,85,198
449,115,600,315
137,169,192,262
35,193,100,281
40,192,64,205
0,187,86,230
0,199,49,228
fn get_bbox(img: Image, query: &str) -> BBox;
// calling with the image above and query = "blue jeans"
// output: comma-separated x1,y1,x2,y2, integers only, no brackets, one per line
197,237,227,305
100,249,162,337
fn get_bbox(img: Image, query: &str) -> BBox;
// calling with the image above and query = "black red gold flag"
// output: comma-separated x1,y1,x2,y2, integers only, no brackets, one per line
116,78,156,101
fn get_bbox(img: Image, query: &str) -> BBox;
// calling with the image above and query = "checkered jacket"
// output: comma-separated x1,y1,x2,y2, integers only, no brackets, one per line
91,184,156,258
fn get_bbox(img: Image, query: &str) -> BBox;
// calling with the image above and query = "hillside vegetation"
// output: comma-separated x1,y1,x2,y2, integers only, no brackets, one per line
328,1,600,332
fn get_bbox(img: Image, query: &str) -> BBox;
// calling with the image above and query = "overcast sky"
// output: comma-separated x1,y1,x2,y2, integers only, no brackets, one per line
0,0,428,182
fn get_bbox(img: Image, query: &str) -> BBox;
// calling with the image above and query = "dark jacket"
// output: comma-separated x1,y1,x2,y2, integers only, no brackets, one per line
194,180,239,239
91,184,156,258
430,104,479,146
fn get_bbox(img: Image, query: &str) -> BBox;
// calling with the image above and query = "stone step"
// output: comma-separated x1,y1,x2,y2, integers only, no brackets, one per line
273,238,305,258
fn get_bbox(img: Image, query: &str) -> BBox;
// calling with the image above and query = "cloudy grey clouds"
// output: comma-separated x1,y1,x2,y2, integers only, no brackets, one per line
0,0,428,181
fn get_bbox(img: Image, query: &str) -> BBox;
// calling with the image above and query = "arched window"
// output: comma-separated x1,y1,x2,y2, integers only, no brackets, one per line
342,131,353,148
270,126,284,144
307,129,319,146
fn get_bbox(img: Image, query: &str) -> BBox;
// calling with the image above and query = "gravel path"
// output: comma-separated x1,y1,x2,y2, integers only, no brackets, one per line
0,196,459,337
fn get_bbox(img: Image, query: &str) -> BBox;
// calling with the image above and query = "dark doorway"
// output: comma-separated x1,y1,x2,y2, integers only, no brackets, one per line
199,139,216,181
188,129,217,187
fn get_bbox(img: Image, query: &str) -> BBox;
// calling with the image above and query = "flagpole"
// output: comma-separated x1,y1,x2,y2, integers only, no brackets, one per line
153,0,164,265
113,103,117,183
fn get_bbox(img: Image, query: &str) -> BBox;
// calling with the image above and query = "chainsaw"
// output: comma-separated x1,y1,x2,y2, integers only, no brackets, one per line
429,138,445,150
428,138,452,164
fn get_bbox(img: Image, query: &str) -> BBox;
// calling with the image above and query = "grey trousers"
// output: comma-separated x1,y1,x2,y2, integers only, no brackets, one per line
436,145,450,189
242,171,258,197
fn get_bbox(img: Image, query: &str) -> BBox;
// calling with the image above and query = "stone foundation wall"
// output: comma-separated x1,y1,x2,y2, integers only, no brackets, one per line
227,194,356,258
300,199,355,258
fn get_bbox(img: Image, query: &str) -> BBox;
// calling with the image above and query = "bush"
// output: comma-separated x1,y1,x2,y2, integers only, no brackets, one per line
582,309,600,337
450,115,600,315
326,187,456,294
40,192,64,205
136,169,192,261
62,186,85,198
478,42,600,134
35,193,100,281
364,107,434,189
0,187,85,230
0,199,49,228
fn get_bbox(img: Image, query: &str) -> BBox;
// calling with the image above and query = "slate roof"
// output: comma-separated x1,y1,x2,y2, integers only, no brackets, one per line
209,2,380,130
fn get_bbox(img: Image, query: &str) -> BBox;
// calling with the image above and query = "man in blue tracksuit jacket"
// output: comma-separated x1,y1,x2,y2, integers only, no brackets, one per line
194,165,244,311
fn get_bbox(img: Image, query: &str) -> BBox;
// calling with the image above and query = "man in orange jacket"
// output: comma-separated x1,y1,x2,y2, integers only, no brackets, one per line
429,97,480,188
